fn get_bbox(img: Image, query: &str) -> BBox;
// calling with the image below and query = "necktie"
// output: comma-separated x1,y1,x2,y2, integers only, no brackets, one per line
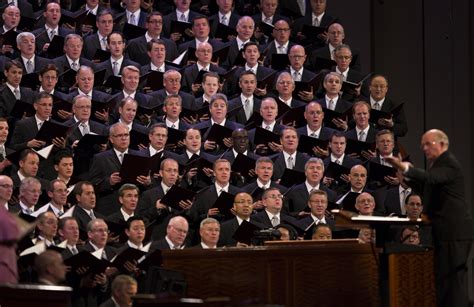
26,208,34,215
71,246,78,255
310,132,318,138
287,156,294,169
13,88,20,100
101,250,107,260
170,124,176,129
244,99,251,119
0,148,4,162
373,102,380,110
359,131,366,142
26,60,34,74
271,216,279,227
81,123,90,135
90,211,96,219
49,29,56,41
329,99,335,110
221,15,227,25
179,13,186,22
38,121,43,130
313,17,320,27
239,43,244,50
264,17,272,24
129,13,136,25
297,0,305,16
118,153,124,164
71,62,78,71
277,45,285,54
58,210,64,216
113,61,119,76
293,71,300,81
335,159,341,165
265,125,271,130
101,37,107,50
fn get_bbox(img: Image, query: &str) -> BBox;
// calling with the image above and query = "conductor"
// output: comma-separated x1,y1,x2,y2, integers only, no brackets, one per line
386,129,473,306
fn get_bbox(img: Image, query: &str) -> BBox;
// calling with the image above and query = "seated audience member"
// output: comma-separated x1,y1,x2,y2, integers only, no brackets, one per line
227,71,261,125
354,192,376,216
33,179,69,217
34,250,67,285
100,275,138,307
153,216,189,250
286,158,336,215
191,159,242,225
197,217,220,249
242,157,287,210
271,126,310,180
366,74,407,138
358,228,375,244
312,224,332,241
218,192,264,247
35,211,59,246
298,189,335,231
276,224,298,241
58,217,81,258
107,183,140,224
252,187,296,228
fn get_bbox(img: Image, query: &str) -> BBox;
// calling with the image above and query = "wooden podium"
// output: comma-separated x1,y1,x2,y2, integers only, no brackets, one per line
0,284,72,307
161,242,380,307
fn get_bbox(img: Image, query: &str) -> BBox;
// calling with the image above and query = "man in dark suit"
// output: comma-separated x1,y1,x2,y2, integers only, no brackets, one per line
272,71,306,114
178,15,225,53
271,126,310,181
148,69,196,115
252,0,289,45
193,217,220,249
178,128,216,192
387,130,474,307
106,183,140,226
285,157,336,215
0,119,13,175
218,192,264,247
139,39,175,75
194,93,243,156
53,34,95,90
227,71,261,125
208,0,240,39
291,0,338,48
82,10,114,60
286,44,317,102
365,74,408,139
100,275,137,307
335,164,371,206
296,102,337,158
162,0,202,43
0,1,34,21
31,2,75,56
71,181,105,241
345,101,378,146
180,42,226,96
15,32,51,75
95,32,141,82
190,159,242,228
137,158,189,240
221,16,255,69
252,187,296,228
0,60,36,120
113,0,148,31
88,123,142,216
262,20,295,68
126,12,178,66
298,189,336,232
57,217,81,259
223,41,275,97
153,216,190,249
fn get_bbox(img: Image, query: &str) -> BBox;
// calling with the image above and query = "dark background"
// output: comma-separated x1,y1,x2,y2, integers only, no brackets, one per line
328,0,473,203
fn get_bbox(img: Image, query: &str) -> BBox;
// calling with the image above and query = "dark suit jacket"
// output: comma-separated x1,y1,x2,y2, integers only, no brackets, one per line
181,63,226,95
88,148,141,215
291,13,337,48
224,64,276,97
316,96,352,114
53,55,95,75
193,119,243,155
218,217,264,247
405,151,474,241
241,181,288,199
296,125,337,140
285,183,337,214
0,85,36,119
208,12,240,38
323,155,361,170
99,298,116,307
251,210,298,229
82,33,103,60
72,205,105,241
108,91,151,122
14,55,51,74
32,27,75,57
177,151,217,192
178,38,226,53
308,45,361,72
262,41,296,67
227,96,261,125
0,0,34,19
374,97,408,138
148,89,196,112
220,38,244,70
126,35,178,66
298,215,336,231
9,116,39,151
139,63,175,75
162,10,202,42
95,57,141,81
82,241,117,260
345,127,378,144
113,10,148,31
271,151,310,181
66,89,111,104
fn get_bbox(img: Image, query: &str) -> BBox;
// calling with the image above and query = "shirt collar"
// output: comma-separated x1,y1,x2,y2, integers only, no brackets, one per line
120,207,134,221
305,180,320,193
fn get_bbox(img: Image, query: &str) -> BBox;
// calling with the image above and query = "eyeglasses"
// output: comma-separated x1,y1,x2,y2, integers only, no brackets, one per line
0,184,14,189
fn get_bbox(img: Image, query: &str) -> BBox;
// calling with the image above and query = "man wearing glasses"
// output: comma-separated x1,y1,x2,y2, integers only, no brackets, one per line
262,19,295,67
252,187,296,229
